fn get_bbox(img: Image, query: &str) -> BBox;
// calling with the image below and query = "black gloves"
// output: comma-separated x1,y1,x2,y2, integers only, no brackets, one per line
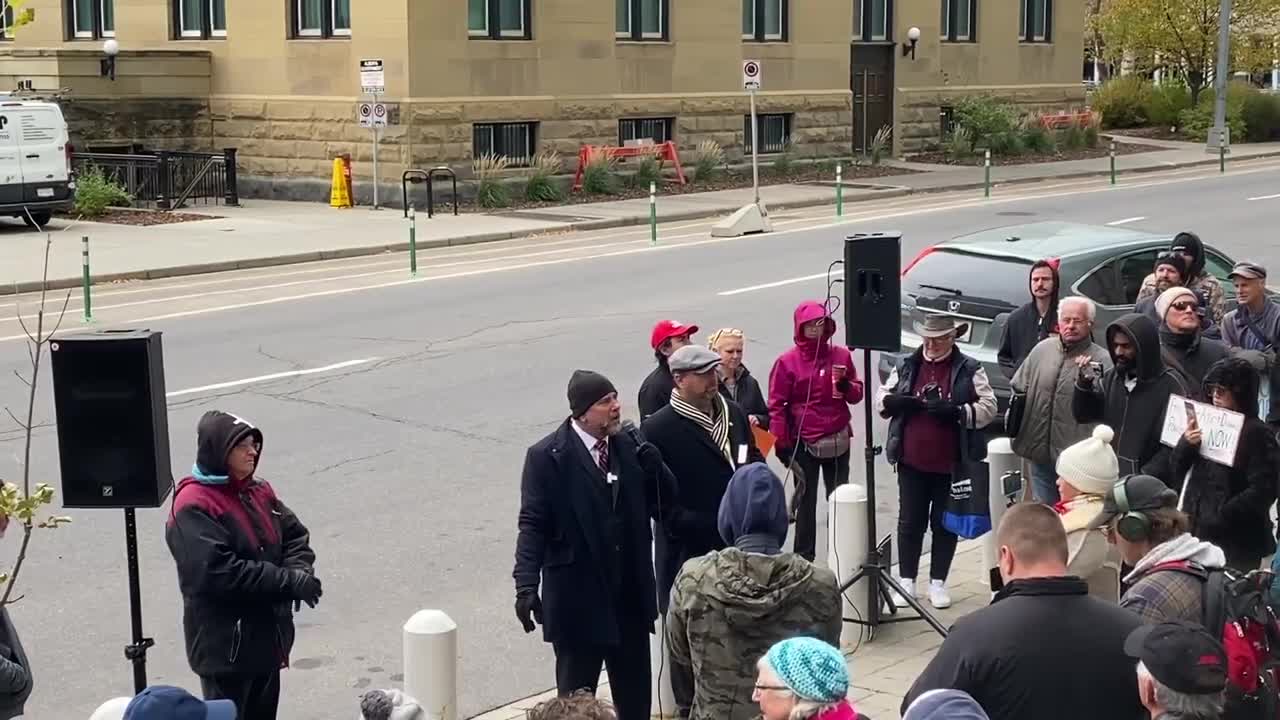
515,587,543,633
288,569,322,609
775,447,794,468
882,393,923,417
636,441,664,476
926,400,964,424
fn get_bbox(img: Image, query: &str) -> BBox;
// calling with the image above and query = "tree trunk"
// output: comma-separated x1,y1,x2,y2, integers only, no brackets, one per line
1189,68,1206,103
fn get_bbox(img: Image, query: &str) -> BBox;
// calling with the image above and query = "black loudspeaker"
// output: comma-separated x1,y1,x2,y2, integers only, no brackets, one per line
50,330,172,509
843,232,902,352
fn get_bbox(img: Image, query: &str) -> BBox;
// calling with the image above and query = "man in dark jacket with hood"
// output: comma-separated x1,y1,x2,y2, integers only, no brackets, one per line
1135,253,1189,327
997,259,1060,378
1156,286,1229,401
1137,231,1225,326
166,411,320,720
903,503,1144,720
667,463,840,720
1073,313,1186,479
1168,357,1278,571
638,320,698,421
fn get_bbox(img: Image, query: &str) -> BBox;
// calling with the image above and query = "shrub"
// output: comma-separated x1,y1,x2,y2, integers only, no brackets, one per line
523,150,564,203
945,126,973,162
1083,118,1100,148
1178,83,1251,142
1061,123,1087,150
771,142,795,175
987,130,1025,156
74,167,132,216
870,125,893,164
1093,76,1151,129
581,146,618,195
626,155,662,190
1021,119,1057,154
693,140,725,183
953,96,1017,150
472,153,511,208
1241,91,1280,142
1145,83,1193,128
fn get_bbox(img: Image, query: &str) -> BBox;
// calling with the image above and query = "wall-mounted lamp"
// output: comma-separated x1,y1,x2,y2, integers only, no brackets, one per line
100,39,119,81
903,27,921,59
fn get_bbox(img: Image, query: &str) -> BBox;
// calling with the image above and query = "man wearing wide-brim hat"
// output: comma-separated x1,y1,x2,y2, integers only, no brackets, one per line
875,312,997,609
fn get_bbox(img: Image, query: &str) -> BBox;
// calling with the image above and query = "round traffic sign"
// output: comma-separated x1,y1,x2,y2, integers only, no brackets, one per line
743,61,760,78
374,103,386,118
359,103,372,117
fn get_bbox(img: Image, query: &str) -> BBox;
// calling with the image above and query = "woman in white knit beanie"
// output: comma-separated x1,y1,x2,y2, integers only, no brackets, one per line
1054,424,1124,602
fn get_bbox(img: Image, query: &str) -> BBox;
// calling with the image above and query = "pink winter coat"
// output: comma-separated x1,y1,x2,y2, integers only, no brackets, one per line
767,301,864,451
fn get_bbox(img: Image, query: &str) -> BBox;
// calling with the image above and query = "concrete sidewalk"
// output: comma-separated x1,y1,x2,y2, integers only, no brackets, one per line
468,540,990,720
3,139,1278,294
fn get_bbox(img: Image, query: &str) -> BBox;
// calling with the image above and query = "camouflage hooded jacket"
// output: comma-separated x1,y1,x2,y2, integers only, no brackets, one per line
666,547,842,720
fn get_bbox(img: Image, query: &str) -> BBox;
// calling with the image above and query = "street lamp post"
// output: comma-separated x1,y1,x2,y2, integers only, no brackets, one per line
1207,0,1233,153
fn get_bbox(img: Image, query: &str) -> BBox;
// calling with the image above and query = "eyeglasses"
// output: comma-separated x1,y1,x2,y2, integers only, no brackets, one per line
753,685,791,693
1170,301,1197,312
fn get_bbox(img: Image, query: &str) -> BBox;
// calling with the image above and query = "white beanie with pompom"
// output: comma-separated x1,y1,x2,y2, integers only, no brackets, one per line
1055,425,1119,496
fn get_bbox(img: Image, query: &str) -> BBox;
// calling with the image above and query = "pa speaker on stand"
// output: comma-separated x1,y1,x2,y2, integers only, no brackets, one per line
839,233,947,640
50,328,173,693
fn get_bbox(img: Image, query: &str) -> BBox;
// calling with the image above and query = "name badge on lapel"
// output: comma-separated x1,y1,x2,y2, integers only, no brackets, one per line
737,445,748,465
606,472,618,485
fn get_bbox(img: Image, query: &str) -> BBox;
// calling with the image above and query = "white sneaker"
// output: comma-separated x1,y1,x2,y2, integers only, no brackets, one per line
929,579,952,609
891,577,916,608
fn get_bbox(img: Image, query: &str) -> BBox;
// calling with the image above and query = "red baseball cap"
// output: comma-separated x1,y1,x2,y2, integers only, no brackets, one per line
650,320,698,350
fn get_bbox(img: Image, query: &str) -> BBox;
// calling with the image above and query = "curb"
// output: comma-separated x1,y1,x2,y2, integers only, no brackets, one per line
6,151,1279,297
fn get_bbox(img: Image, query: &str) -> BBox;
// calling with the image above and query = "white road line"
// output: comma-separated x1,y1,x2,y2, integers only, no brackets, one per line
717,273,830,296
1106,216,1146,226
1248,193,1280,201
166,358,380,398
2,161,1277,345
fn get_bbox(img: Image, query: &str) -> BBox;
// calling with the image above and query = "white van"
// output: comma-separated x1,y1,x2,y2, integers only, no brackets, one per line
0,99,75,227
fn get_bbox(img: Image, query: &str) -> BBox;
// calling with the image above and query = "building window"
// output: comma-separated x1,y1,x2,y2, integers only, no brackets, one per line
176,0,226,38
69,0,114,39
742,0,786,41
619,117,674,145
474,122,537,166
744,113,791,155
941,0,974,41
469,0,530,39
293,0,349,38
854,0,888,42
616,0,666,40
1019,0,1051,42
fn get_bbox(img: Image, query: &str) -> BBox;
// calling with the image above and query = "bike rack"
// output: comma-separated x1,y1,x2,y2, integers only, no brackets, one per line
426,167,458,219
402,169,430,218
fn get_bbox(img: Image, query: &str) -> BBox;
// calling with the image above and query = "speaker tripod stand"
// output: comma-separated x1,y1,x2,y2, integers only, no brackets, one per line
123,508,154,693
839,349,948,640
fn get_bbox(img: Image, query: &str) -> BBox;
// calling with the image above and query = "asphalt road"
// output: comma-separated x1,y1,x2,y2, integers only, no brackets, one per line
1,160,1279,719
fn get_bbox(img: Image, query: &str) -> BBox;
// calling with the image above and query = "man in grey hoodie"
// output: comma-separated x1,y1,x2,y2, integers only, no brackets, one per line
666,463,841,720
1090,474,1227,624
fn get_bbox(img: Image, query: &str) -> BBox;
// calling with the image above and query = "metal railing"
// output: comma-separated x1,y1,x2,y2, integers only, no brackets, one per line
70,148,240,210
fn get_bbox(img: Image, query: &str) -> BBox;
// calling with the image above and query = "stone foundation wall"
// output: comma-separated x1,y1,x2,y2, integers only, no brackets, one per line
62,98,214,152
211,92,853,203
896,84,1089,154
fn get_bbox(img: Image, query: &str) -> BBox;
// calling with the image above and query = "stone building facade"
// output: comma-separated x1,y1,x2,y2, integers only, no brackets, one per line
0,0,1084,201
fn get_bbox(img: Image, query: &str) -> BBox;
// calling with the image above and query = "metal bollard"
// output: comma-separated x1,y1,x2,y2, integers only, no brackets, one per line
983,437,1022,592
983,150,992,198
409,205,418,278
835,163,844,217
81,235,92,323
1219,128,1227,174
403,610,458,720
827,483,870,648
649,182,657,247
1109,141,1117,185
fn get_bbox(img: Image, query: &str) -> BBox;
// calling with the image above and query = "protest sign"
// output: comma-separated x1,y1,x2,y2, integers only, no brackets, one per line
1159,394,1244,467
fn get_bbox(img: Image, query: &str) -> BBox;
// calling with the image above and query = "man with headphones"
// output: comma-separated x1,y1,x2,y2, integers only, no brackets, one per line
1090,475,1228,624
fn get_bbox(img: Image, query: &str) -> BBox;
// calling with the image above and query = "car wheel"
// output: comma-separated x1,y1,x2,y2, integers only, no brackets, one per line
22,211,51,229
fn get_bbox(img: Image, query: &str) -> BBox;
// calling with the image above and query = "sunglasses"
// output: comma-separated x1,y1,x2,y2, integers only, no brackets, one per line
1170,301,1197,312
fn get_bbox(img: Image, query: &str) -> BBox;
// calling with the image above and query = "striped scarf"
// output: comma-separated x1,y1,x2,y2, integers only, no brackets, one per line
670,390,733,464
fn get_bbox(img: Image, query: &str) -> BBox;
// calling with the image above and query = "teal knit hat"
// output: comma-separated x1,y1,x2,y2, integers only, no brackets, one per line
765,637,848,703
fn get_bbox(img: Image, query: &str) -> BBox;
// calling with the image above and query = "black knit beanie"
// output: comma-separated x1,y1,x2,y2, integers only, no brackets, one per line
1154,252,1189,280
567,370,617,418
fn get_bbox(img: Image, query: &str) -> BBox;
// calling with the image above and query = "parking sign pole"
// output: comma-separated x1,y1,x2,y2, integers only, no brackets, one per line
372,120,380,210
749,87,760,207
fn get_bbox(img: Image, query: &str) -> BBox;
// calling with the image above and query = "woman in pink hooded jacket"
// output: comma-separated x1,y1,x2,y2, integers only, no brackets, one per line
768,301,863,561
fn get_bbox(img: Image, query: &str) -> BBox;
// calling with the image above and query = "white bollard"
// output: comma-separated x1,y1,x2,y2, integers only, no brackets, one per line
827,483,870,648
403,609,458,720
983,438,1021,591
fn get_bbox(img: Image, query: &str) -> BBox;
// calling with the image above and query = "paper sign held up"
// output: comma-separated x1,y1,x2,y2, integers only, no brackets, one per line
1159,394,1244,467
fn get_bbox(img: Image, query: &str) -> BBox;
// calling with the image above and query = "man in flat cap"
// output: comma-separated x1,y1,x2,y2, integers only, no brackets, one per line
1222,261,1280,430
513,370,677,720
642,345,764,716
